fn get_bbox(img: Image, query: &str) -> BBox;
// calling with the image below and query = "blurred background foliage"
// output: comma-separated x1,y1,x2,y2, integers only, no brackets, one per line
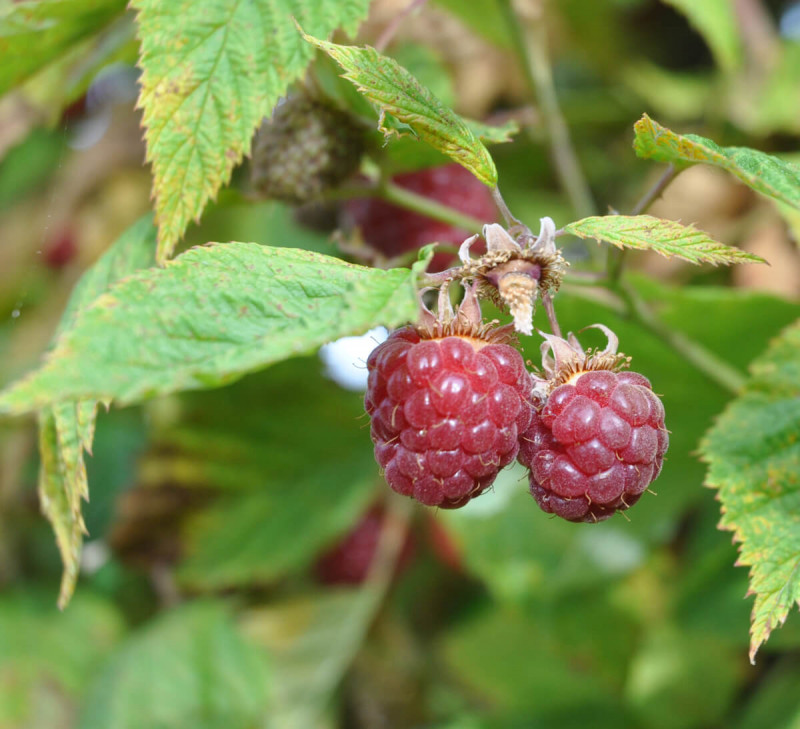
1,0,800,727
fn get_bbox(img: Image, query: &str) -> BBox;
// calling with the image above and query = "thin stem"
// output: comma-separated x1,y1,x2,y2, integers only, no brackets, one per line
375,0,429,51
541,292,562,338
491,185,527,232
379,179,484,234
608,163,681,283
499,0,595,218
630,163,679,216
613,281,746,394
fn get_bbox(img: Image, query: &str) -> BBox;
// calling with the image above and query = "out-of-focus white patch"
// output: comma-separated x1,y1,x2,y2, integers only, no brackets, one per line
80,540,111,575
449,462,526,517
319,327,388,391
578,527,645,574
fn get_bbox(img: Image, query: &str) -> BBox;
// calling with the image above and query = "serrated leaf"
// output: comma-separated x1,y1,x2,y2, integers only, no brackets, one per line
243,589,379,728
0,245,418,414
659,0,742,72
303,34,498,186
130,0,371,263
0,0,127,96
36,214,157,608
79,601,270,729
700,319,800,662
634,115,800,211
564,215,765,266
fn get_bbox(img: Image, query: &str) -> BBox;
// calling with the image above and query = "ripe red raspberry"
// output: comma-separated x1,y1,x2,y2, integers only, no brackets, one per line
365,325,533,508
345,163,496,271
519,369,668,523
313,504,415,585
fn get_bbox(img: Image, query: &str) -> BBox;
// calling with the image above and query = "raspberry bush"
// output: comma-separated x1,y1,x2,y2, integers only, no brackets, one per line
2,2,800,727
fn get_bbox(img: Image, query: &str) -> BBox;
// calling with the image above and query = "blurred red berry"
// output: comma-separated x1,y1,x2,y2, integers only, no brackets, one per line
314,504,415,585
345,163,496,271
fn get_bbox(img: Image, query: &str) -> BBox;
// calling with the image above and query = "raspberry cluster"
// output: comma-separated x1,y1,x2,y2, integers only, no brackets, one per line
365,327,533,508
519,369,668,522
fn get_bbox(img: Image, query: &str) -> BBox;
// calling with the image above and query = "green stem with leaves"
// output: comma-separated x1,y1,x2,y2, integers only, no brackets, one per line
611,280,747,394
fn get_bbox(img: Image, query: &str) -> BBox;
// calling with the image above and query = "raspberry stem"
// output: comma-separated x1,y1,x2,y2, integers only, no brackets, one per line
498,0,595,220
378,179,485,235
608,163,682,282
614,280,747,394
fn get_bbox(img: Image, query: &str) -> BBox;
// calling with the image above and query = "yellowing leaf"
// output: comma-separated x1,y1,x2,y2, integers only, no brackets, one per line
131,0,371,262
34,215,157,608
564,215,765,266
0,245,419,415
634,115,800,211
701,320,800,662
303,33,498,186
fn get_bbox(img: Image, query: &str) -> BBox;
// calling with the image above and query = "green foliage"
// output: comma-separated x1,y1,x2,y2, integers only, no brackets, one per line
634,115,800,211
36,215,157,607
659,0,742,72
564,215,765,266
243,589,379,728
5,2,800,726
701,320,800,662
130,0,371,262
0,590,124,728
146,358,379,588
0,0,127,95
303,34,500,186
0,246,419,413
78,601,270,728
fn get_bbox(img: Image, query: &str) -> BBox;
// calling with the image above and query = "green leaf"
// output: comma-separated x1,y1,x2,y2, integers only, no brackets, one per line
243,589,379,728
137,356,379,588
700,319,800,663
466,117,519,145
302,33,498,186
659,0,742,72
624,624,744,729
36,214,157,608
432,0,511,48
0,0,127,96
633,115,800,211
161,359,378,588
79,601,270,729
130,0,371,263
0,589,124,729
0,245,418,414
564,215,765,266
439,598,636,717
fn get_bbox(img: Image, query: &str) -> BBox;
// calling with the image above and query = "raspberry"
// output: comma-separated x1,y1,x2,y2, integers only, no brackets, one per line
365,325,533,508
251,94,365,204
519,369,669,523
345,163,496,271
313,504,414,585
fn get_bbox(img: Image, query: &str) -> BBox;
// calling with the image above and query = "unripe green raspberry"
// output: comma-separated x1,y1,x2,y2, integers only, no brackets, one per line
251,94,365,204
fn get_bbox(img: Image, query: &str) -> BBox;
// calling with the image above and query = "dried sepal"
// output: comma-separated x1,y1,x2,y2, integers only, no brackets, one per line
415,281,516,345
455,219,567,335
536,324,630,391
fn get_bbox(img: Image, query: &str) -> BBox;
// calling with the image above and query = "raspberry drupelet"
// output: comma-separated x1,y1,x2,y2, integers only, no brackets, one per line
518,327,668,522
365,288,534,509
